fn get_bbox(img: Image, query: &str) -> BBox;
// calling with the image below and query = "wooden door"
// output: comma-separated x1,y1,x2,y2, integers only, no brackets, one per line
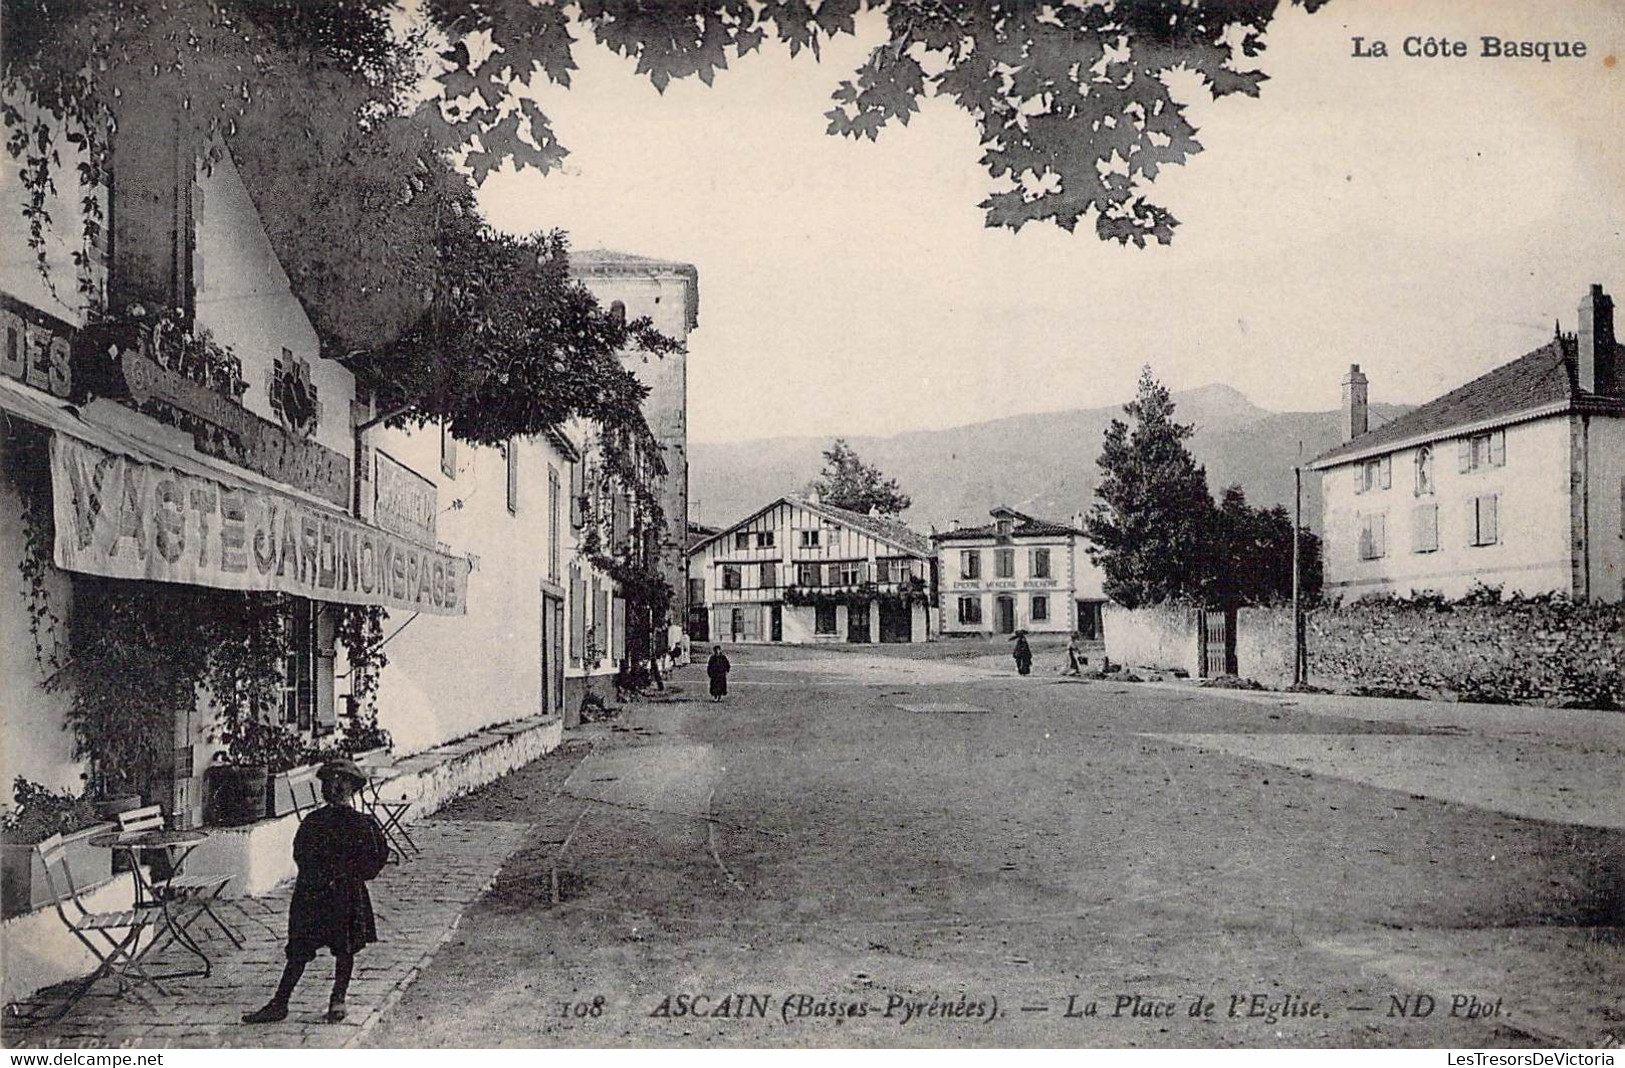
847,603,871,643
770,605,783,642
996,595,1016,634
879,600,912,643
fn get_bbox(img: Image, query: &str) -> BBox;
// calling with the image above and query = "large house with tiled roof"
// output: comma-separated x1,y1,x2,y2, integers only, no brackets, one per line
1309,284,1624,602
933,506,1110,642
687,492,936,643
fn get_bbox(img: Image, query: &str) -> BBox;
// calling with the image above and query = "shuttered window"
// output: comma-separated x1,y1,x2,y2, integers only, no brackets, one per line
1412,503,1439,552
995,548,1015,578
505,440,518,515
1358,513,1387,560
760,562,778,588
1471,494,1499,546
569,567,585,664
1031,548,1051,579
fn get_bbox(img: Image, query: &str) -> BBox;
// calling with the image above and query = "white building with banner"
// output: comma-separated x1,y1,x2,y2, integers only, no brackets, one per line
0,96,576,1000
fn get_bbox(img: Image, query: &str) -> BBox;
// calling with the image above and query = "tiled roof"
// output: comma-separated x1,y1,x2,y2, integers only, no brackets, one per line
1312,336,1625,467
934,508,1083,542
785,495,933,557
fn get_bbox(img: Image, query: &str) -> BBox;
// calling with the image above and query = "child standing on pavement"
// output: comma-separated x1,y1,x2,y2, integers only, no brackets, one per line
243,759,390,1026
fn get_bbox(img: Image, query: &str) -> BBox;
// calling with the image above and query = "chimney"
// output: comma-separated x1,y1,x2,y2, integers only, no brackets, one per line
1578,284,1617,395
1072,512,1086,532
807,486,821,505
1341,364,1369,442
949,518,960,532
868,504,881,518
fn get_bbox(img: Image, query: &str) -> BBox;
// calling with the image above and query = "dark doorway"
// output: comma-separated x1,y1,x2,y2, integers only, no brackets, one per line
995,595,1016,635
770,604,783,642
847,602,872,643
878,600,912,643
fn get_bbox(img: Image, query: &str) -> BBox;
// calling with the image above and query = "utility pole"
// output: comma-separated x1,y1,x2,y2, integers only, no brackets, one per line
1292,442,1305,686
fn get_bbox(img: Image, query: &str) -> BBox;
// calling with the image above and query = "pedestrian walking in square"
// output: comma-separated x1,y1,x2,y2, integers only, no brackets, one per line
1012,631,1033,676
242,759,390,1025
707,645,731,702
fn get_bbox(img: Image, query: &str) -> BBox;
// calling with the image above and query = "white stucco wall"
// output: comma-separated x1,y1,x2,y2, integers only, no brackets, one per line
0,433,80,798
1581,414,1625,602
938,534,1088,635
368,423,570,755
1320,416,1577,600
194,154,354,461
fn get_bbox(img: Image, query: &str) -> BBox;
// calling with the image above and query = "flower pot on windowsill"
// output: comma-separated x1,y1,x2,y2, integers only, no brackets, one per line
0,822,117,919
203,765,268,827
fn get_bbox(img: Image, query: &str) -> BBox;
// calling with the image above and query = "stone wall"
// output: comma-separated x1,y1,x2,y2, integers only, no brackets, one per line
1236,606,1297,689
1104,603,1201,676
1233,598,1623,706
1304,597,1623,706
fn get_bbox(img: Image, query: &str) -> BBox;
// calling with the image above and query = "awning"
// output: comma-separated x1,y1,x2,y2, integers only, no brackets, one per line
1,377,468,616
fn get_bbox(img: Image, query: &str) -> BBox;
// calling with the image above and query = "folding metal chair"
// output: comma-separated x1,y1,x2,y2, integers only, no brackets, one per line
116,806,243,954
353,752,419,862
283,766,323,822
36,832,165,1016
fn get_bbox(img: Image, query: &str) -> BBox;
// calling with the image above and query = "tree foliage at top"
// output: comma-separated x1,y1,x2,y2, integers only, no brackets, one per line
1087,367,1320,609
811,438,911,517
1211,484,1322,608
1,0,675,463
1086,366,1216,608
5,0,1330,255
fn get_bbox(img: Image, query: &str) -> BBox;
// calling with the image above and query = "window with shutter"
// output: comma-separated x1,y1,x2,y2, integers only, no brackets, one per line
961,550,981,579
1032,548,1051,578
441,422,458,479
548,466,561,580
1031,595,1049,622
995,548,1014,578
569,567,584,664
1459,438,1473,473
505,440,518,515
1415,447,1433,496
722,565,742,591
1472,494,1499,545
1354,465,1366,494
1380,455,1392,489
1412,503,1439,552
570,461,584,528
760,562,777,588
735,532,750,550
1489,430,1505,467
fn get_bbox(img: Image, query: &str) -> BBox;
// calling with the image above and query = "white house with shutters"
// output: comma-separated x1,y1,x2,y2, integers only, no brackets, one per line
687,493,935,644
1309,284,1625,602
932,507,1109,645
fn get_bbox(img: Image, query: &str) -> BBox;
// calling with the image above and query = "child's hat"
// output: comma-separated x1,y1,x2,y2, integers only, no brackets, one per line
316,758,368,787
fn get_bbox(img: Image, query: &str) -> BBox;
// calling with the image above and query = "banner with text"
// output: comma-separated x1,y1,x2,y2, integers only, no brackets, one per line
50,435,467,615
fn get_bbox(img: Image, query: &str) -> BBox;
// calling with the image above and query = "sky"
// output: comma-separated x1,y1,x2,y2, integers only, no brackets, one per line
476,0,1625,445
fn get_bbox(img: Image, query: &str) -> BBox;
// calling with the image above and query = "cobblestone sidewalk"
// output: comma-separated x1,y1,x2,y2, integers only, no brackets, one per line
4,820,530,1049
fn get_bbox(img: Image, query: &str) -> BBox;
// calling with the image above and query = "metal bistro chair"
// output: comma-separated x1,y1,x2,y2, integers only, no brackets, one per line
115,806,243,953
36,832,166,1014
282,765,323,822
352,749,419,863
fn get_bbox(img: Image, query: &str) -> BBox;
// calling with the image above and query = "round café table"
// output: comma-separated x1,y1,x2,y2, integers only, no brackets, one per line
90,829,214,979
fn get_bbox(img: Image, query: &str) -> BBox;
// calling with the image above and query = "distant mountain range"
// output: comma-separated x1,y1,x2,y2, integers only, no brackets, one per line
689,384,1410,538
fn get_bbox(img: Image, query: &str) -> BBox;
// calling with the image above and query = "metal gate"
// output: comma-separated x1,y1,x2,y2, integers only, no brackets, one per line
1200,608,1236,678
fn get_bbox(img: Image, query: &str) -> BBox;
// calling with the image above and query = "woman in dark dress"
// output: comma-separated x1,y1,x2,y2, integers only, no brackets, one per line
707,645,731,703
243,759,390,1025
1013,632,1033,676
